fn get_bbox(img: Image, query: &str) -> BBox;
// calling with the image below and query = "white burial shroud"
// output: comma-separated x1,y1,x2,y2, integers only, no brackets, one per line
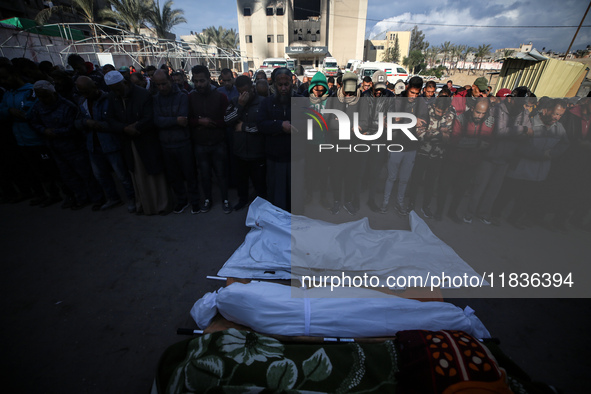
217,198,487,288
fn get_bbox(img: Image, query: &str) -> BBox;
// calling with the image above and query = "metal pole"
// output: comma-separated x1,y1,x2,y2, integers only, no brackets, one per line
564,0,591,59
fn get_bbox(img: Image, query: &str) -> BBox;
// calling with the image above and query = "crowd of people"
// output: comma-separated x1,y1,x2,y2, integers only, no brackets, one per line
1,54,590,233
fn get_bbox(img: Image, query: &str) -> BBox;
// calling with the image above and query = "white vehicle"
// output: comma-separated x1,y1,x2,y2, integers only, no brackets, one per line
345,59,363,73
322,57,339,77
357,62,409,84
303,65,318,79
260,58,288,70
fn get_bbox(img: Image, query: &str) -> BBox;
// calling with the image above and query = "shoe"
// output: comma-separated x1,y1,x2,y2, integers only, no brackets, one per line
101,199,123,211
330,201,340,215
233,200,248,211
173,202,190,214
127,200,136,213
191,204,202,214
446,212,462,224
394,203,408,216
343,201,356,215
201,199,211,213
463,215,473,224
379,203,388,214
223,200,232,214
61,197,74,209
479,216,492,225
40,196,62,208
92,198,106,211
421,206,434,219
71,200,90,210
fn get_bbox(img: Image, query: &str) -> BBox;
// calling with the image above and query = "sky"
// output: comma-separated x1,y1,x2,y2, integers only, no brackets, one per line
170,0,591,52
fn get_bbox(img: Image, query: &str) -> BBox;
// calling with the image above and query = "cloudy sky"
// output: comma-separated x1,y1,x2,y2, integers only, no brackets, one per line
170,0,590,52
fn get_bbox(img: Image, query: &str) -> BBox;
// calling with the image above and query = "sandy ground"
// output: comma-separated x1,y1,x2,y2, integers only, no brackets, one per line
2,184,590,393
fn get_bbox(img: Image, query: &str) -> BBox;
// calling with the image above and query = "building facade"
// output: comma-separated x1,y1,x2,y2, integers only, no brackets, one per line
364,30,411,63
236,0,367,72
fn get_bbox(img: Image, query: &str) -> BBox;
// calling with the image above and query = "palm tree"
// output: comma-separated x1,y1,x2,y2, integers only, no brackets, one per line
502,49,515,58
440,41,453,69
475,44,493,70
425,45,440,68
101,0,154,35
35,0,97,25
462,46,475,70
451,44,465,71
148,0,186,39
197,26,239,69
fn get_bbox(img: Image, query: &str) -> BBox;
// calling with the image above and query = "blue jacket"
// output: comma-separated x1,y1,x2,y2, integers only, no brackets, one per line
75,91,123,154
0,83,44,147
153,84,190,149
28,96,83,153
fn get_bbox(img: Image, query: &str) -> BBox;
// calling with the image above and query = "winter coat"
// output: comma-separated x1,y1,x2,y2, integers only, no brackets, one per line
154,84,190,149
75,91,123,154
0,83,44,147
28,96,83,153
225,93,265,160
107,84,163,175
188,87,228,146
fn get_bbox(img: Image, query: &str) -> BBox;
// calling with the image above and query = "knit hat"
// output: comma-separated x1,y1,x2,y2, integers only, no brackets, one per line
473,77,488,92
308,71,329,94
496,88,511,97
104,70,125,85
372,70,387,90
33,80,56,93
342,72,358,93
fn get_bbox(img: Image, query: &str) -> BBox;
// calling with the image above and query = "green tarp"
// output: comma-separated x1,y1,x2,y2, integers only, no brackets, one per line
0,17,85,41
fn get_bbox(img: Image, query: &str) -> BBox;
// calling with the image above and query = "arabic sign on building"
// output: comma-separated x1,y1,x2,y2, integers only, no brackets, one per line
285,46,328,55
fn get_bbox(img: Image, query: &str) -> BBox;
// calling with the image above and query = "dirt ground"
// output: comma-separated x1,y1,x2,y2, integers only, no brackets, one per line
2,187,590,393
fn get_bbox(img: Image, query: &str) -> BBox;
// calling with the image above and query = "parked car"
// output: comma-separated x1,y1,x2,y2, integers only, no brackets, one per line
303,66,318,79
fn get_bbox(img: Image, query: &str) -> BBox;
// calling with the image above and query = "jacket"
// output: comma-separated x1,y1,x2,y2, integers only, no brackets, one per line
0,83,44,147
507,114,569,181
485,101,532,164
107,84,163,175
417,103,456,159
188,88,228,146
28,96,84,153
75,91,122,154
447,110,495,164
257,91,300,162
225,93,265,160
154,84,190,149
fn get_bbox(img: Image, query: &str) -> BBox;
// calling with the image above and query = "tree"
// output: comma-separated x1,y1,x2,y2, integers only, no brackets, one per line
502,49,515,58
475,44,492,69
382,35,400,63
461,46,475,69
148,0,186,39
403,49,425,74
35,0,97,25
451,44,464,70
101,0,154,35
409,25,429,53
197,26,239,69
440,41,453,69
424,45,440,68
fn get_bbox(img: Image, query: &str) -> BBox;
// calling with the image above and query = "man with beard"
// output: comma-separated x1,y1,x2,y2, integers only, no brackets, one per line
495,99,569,229
435,98,494,223
380,76,427,216
224,75,267,211
465,91,532,225
407,91,456,219
257,68,299,212
106,70,169,215
153,70,201,214
189,65,231,214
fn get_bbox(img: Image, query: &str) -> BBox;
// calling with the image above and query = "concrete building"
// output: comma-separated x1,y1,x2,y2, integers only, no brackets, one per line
236,0,367,72
364,30,411,63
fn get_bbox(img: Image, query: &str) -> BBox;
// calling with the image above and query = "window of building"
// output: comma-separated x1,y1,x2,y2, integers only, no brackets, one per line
267,35,274,43
277,35,284,43
245,35,252,43
294,0,320,20
266,7,274,16
376,46,384,50
244,8,251,16
277,7,284,16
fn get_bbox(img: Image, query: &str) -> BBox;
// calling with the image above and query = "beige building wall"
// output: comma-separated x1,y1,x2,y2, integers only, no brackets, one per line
364,30,410,63
327,0,367,67
236,0,367,71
